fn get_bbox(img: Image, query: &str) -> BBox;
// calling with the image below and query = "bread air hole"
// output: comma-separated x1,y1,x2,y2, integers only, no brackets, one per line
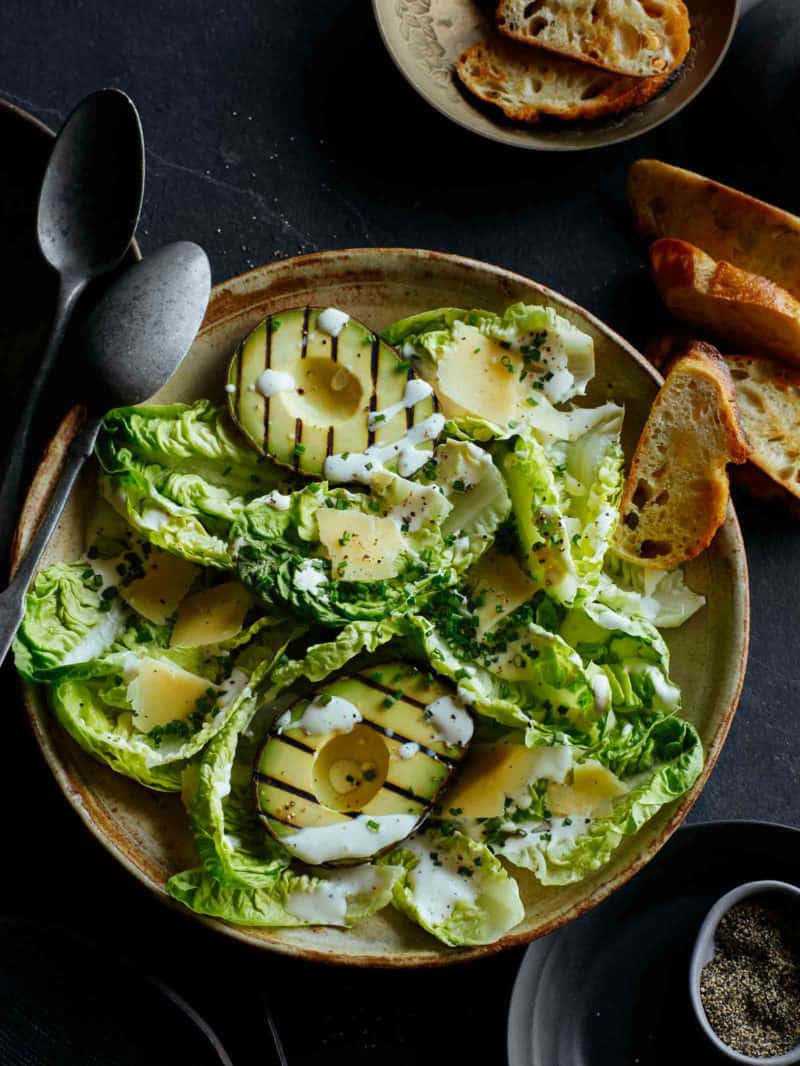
523,0,545,18
640,539,672,559
632,479,652,508
624,511,639,530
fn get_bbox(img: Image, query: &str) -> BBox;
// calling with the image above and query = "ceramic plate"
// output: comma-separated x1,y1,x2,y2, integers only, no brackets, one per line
17,248,749,965
372,0,738,151
507,821,800,1066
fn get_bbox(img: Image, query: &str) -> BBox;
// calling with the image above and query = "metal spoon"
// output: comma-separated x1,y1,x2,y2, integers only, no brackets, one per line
0,242,211,667
0,88,144,565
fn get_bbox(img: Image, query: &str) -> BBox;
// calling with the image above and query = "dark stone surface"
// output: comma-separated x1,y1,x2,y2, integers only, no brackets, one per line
0,1,798,1063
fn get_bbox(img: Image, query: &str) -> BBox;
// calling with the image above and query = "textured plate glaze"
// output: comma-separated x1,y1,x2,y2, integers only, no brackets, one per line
372,0,739,151
17,248,749,965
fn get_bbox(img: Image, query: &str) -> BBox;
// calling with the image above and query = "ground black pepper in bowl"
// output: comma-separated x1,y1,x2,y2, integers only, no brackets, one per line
700,898,800,1058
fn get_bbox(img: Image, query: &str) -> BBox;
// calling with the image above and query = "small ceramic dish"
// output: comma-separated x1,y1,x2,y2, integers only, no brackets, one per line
689,880,800,1065
373,0,760,151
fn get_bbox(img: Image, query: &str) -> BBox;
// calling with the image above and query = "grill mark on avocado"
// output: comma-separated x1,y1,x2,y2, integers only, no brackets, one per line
263,317,273,449
360,717,458,767
357,673,430,710
273,732,316,756
367,333,379,447
382,779,426,804
326,426,334,459
330,332,338,363
293,418,302,471
406,367,415,431
300,305,310,358
254,772,358,817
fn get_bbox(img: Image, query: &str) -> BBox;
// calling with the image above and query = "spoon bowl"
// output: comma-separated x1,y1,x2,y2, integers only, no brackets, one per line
0,241,211,667
80,241,212,409
689,880,800,1065
37,88,144,278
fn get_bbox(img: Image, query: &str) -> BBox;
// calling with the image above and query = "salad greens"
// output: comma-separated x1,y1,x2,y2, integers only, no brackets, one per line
16,301,708,949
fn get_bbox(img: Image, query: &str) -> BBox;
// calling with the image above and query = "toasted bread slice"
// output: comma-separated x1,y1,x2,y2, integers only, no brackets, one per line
630,160,800,301
726,355,800,505
496,0,690,78
650,239,800,367
614,342,749,567
456,38,668,124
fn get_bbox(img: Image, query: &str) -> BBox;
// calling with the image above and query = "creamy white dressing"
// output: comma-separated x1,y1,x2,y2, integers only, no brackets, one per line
280,813,418,864
425,694,473,747
218,668,250,710
139,509,171,532
591,671,612,714
396,741,420,760
499,815,592,865
259,489,292,511
403,837,479,926
257,368,296,398
386,482,442,532
283,693,362,736
401,341,417,359
224,383,237,394
631,663,681,710
368,378,433,429
317,307,350,337
285,865,386,926
324,413,445,484
542,366,575,405
293,560,328,593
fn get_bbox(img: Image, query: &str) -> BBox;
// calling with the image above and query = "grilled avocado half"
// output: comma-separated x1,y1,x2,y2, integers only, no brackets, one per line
254,662,472,865
227,306,438,477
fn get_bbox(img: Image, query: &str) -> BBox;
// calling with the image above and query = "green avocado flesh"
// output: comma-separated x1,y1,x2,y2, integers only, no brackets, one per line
254,662,470,863
227,306,437,476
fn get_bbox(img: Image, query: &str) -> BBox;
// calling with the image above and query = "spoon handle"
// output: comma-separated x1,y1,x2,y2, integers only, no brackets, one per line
0,409,101,669
0,274,85,577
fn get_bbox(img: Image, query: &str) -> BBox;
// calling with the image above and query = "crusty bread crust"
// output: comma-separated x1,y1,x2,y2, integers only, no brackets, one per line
456,38,668,124
630,160,800,302
725,354,800,505
614,342,749,568
496,0,690,78
650,239,800,367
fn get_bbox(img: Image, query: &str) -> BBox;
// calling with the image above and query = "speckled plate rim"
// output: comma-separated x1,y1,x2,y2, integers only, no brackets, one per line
371,0,742,152
15,247,749,967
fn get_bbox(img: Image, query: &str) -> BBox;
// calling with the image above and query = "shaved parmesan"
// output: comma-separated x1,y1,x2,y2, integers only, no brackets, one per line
118,548,198,625
316,510,406,582
170,582,251,648
127,658,215,734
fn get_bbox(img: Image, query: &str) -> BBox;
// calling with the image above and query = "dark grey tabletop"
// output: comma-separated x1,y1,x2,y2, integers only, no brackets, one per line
1,1,799,1063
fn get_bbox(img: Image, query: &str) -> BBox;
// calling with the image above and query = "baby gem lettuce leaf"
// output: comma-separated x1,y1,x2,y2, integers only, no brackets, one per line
97,401,289,568
380,823,524,947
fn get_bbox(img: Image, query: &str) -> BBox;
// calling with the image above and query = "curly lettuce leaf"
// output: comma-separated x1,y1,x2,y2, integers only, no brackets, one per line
383,303,598,441
600,553,706,629
491,716,702,885
167,862,400,928
498,405,624,605
97,401,288,568
233,479,456,626
14,562,127,683
47,617,288,792
380,824,523,947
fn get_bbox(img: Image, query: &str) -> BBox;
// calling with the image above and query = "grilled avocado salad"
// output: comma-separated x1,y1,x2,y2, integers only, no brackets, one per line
15,302,706,947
